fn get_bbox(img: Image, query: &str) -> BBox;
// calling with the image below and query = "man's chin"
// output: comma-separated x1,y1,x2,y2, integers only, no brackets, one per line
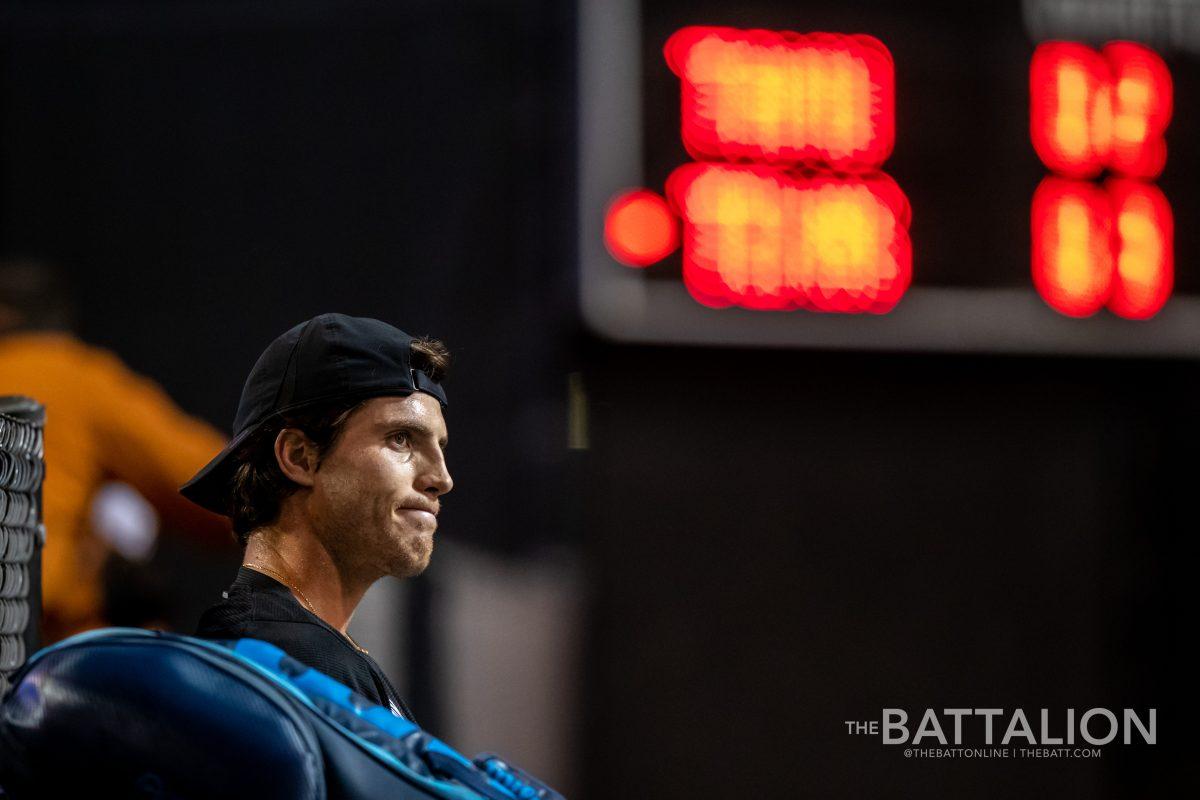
389,534,434,579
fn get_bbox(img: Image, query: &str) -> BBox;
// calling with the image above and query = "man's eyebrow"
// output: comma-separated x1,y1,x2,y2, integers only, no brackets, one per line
380,419,448,449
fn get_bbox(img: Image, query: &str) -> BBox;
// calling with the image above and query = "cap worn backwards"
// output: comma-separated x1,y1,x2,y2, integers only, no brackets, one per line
179,313,447,516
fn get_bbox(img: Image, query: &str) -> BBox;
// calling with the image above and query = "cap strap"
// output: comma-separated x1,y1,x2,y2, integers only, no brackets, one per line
411,369,448,407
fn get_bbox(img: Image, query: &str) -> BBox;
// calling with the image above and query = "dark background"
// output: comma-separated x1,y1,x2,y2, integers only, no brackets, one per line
1,1,1189,797
581,345,1188,797
0,0,575,556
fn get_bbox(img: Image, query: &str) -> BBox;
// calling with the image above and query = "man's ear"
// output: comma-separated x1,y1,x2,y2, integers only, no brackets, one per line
274,428,318,487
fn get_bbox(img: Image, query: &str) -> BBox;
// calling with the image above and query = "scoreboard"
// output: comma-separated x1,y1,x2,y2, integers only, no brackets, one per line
577,0,1200,356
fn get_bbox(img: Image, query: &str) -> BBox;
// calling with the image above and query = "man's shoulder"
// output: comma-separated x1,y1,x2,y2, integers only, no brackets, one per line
196,597,361,674
198,611,384,701
193,567,394,709
195,576,355,661
195,572,329,638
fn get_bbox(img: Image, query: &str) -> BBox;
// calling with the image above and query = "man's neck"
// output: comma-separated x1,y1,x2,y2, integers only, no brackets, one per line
242,516,374,635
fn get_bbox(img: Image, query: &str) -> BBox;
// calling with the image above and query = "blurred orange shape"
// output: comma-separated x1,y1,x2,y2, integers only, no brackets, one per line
1106,179,1172,319
1031,177,1114,317
1031,177,1173,319
1030,41,1171,179
604,189,679,267
665,27,895,172
1103,43,1171,179
667,163,911,313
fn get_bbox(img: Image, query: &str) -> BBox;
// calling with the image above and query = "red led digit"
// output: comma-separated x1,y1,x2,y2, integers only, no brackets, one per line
667,164,911,312
664,27,895,173
1106,179,1172,320
1031,178,1113,318
1102,43,1172,180
1030,43,1113,180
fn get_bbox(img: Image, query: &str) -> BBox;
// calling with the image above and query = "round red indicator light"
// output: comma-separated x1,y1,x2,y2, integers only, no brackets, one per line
603,190,678,267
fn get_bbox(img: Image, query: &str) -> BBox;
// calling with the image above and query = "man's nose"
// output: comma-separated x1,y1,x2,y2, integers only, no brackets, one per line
422,452,453,497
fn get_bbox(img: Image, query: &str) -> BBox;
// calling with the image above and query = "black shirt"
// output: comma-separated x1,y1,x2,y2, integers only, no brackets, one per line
195,566,416,722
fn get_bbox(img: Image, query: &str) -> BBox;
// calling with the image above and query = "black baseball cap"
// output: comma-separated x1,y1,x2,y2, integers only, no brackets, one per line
180,313,448,515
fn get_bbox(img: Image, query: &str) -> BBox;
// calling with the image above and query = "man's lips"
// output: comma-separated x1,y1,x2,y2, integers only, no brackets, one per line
397,506,438,525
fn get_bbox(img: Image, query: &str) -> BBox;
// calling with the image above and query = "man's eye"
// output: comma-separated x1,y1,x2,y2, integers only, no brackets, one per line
391,432,410,446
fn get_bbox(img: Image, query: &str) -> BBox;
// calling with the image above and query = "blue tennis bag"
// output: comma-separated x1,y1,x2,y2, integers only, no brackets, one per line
0,628,563,799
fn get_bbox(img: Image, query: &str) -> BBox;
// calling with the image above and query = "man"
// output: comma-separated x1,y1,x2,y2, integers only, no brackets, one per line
0,257,230,642
186,313,453,721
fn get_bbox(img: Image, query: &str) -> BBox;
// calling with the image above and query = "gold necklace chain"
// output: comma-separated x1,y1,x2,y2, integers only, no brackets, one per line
243,560,370,655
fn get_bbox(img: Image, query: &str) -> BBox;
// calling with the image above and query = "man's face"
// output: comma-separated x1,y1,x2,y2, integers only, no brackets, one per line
307,394,452,580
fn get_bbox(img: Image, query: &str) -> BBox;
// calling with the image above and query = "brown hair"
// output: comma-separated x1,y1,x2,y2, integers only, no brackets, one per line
226,337,450,545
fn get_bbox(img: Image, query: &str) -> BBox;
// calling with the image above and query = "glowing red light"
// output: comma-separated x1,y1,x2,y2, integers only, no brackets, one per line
1030,43,1111,179
1031,177,1173,319
1106,179,1172,319
603,189,679,267
1030,42,1171,179
667,164,911,313
1103,43,1172,179
664,27,895,172
1032,178,1112,317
